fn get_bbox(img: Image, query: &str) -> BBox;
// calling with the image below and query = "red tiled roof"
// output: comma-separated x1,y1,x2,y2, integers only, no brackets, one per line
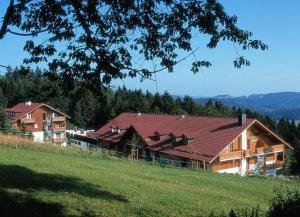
92,112,289,162
6,102,70,122
6,103,42,122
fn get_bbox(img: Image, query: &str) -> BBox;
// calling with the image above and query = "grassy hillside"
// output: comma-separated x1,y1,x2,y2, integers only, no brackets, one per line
0,143,299,217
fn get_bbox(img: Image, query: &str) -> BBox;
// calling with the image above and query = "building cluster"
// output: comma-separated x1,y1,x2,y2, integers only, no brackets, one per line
5,102,293,176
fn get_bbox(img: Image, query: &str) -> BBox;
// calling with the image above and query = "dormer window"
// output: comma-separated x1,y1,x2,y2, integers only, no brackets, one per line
182,135,193,145
171,136,178,144
182,136,188,145
154,132,160,141
111,128,117,133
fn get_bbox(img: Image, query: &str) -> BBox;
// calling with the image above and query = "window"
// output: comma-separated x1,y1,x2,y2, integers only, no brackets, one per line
225,143,233,152
34,124,38,129
27,113,32,119
43,113,46,120
277,152,284,161
182,136,190,145
171,136,176,144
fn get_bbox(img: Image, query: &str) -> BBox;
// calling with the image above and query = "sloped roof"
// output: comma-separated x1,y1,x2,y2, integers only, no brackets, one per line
6,102,70,122
92,113,291,162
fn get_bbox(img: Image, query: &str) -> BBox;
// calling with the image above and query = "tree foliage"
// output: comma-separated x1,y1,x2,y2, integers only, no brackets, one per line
0,0,267,87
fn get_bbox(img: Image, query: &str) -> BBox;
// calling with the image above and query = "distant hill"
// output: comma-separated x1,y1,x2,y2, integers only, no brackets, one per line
194,92,300,120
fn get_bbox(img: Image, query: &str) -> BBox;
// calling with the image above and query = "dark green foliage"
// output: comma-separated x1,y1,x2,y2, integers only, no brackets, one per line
208,189,300,217
267,189,300,217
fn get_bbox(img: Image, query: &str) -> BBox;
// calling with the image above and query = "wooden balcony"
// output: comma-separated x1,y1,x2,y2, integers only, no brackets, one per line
219,150,242,161
244,149,251,157
53,137,66,143
246,144,285,157
52,116,66,122
256,147,265,155
274,161,284,168
53,127,66,132
272,144,285,152
266,161,284,170
21,118,36,124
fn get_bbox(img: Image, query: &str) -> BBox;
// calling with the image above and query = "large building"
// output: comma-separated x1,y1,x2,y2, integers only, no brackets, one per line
6,102,70,146
90,112,293,176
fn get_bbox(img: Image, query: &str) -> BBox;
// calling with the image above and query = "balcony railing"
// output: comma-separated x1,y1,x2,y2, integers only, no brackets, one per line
53,127,66,132
52,116,66,122
245,144,285,157
53,137,66,143
266,161,284,170
219,150,242,161
21,118,36,124
272,144,285,152
256,147,265,155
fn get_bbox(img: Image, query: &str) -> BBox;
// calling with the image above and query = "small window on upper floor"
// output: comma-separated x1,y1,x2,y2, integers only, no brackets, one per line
34,124,38,129
43,113,47,120
224,143,233,152
27,113,32,119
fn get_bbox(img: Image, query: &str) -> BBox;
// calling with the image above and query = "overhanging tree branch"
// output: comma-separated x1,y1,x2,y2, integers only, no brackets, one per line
0,0,268,88
0,0,14,39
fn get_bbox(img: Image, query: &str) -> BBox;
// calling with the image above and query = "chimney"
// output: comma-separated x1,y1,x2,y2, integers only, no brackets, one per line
26,101,32,106
238,114,247,126
137,112,142,117
181,115,186,119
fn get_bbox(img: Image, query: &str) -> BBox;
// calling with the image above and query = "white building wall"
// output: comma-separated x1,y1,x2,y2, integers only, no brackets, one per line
241,130,247,150
240,130,248,176
266,160,276,165
249,164,255,171
217,167,240,174
32,131,44,142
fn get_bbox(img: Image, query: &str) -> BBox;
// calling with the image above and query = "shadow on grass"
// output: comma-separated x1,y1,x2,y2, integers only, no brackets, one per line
0,164,128,217
0,189,66,217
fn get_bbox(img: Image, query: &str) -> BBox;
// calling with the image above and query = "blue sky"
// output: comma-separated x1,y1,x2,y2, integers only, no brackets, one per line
1,1,300,97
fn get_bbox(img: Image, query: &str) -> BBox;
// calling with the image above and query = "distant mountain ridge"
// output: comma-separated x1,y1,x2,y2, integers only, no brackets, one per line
194,92,300,120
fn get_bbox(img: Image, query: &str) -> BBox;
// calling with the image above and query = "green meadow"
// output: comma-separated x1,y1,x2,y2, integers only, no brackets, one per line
0,143,299,217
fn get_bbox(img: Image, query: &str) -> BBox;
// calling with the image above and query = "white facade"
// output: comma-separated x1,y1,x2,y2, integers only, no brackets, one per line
240,130,248,176
217,167,240,174
32,131,44,142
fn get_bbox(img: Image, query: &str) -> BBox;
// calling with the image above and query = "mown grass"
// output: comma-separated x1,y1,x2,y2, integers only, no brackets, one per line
0,139,299,217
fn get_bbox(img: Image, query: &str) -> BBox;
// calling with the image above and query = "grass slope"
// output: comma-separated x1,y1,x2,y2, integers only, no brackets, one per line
0,144,299,217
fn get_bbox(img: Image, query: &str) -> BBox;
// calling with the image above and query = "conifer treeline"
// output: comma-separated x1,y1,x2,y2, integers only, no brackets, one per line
0,67,299,174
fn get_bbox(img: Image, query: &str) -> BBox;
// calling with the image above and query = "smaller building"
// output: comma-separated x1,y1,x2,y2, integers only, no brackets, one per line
66,129,97,150
6,102,70,146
